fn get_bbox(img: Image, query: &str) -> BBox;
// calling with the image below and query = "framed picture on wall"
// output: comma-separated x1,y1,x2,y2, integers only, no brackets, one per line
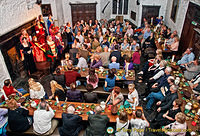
171,0,179,22
41,4,52,17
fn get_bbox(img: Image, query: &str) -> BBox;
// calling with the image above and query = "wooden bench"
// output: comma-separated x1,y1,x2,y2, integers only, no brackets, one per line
7,125,36,136
76,85,129,96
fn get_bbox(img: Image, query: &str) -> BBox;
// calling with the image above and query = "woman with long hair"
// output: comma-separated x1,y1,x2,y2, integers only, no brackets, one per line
49,80,65,101
86,68,99,89
20,37,36,75
104,69,119,91
28,78,45,99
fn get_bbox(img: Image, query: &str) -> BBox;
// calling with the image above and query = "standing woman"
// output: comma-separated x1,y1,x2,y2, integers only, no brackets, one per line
20,37,36,75
20,29,30,44
35,20,46,44
38,15,47,36
47,14,54,34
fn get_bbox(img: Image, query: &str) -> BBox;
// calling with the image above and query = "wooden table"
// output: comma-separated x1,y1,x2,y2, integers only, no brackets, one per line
28,100,143,123
171,67,199,132
79,68,135,81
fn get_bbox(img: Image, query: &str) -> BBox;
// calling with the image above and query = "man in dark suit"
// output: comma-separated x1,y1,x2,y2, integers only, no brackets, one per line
59,105,82,136
110,45,121,64
85,106,109,136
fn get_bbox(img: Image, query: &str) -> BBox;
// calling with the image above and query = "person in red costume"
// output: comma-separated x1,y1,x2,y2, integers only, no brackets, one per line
35,20,46,44
31,36,46,62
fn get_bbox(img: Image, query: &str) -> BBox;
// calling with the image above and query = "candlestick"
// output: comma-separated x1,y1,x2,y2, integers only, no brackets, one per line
133,98,137,110
55,96,59,104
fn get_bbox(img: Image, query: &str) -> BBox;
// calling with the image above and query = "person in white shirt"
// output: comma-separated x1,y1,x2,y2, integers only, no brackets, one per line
28,78,45,99
76,52,88,68
125,25,133,37
127,84,139,108
33,99,58,135
130,109,149,136
115,112,129,136
76,31,84,44
149,60,168,81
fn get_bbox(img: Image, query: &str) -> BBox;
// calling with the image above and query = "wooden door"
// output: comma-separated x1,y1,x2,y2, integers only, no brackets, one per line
141,6,160,25
180,2,200,54
71,3,96,26
192,29,200,58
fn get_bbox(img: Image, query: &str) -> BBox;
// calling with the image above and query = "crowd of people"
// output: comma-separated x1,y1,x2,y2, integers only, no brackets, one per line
0,14,200,136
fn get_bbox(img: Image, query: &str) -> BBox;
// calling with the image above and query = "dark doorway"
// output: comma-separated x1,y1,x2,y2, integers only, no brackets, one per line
70,3,97,26
180,2,200,56
141,6,160,25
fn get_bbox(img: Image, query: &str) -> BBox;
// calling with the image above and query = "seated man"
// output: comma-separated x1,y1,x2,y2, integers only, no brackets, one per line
79,44,89,61
177,48,195,66
144,76,174,110
143,66,172,97
69,44,79,65
85,106,109,136
156,85,178,113
184,59,200,80
76,52,88,68
130,109,149,136
110,45,121,64
33,100,58,135
100,37,110,49
109,56,120,69
64,65,81,88
2,79,22,100
59,105,82,136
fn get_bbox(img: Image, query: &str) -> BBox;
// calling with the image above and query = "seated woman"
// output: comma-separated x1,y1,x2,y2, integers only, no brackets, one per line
49,80,66,101
7,99,32,132
0,108,8,136
132,46,141,67
104,69,119,91
66,83,82,102
121,39,129,50
90,54,102,68
126,84,139,107
168,36,179,55
61,53,73,70
28,78,45,99
124,57,134,71
184,59,200,80
86,68,99,89
84,84,98,103
163,112,187,136
152,99,182,129
105,86,124,105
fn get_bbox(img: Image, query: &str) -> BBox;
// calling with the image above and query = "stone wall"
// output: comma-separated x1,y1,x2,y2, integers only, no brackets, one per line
0,0,41,36
165,0,200,36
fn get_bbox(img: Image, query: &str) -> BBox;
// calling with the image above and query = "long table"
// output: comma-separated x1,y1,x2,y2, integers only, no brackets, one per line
171,65,199,132
58,67,135,81
28,100,142,122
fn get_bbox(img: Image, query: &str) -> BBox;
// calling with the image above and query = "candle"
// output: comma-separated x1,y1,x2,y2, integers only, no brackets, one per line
151,18,153,25
197,109,200,116
55,96,59,104
133,98,137,110
172,55,175,62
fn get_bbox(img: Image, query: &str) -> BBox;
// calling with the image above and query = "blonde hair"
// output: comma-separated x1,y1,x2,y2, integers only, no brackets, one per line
28,78,41,91
96,46,102,53
94,54,101,60
111,56,117,62
8,99,18,110
156,49,162,55
50,80,64,95
128,84,135,90
176,112,186,124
